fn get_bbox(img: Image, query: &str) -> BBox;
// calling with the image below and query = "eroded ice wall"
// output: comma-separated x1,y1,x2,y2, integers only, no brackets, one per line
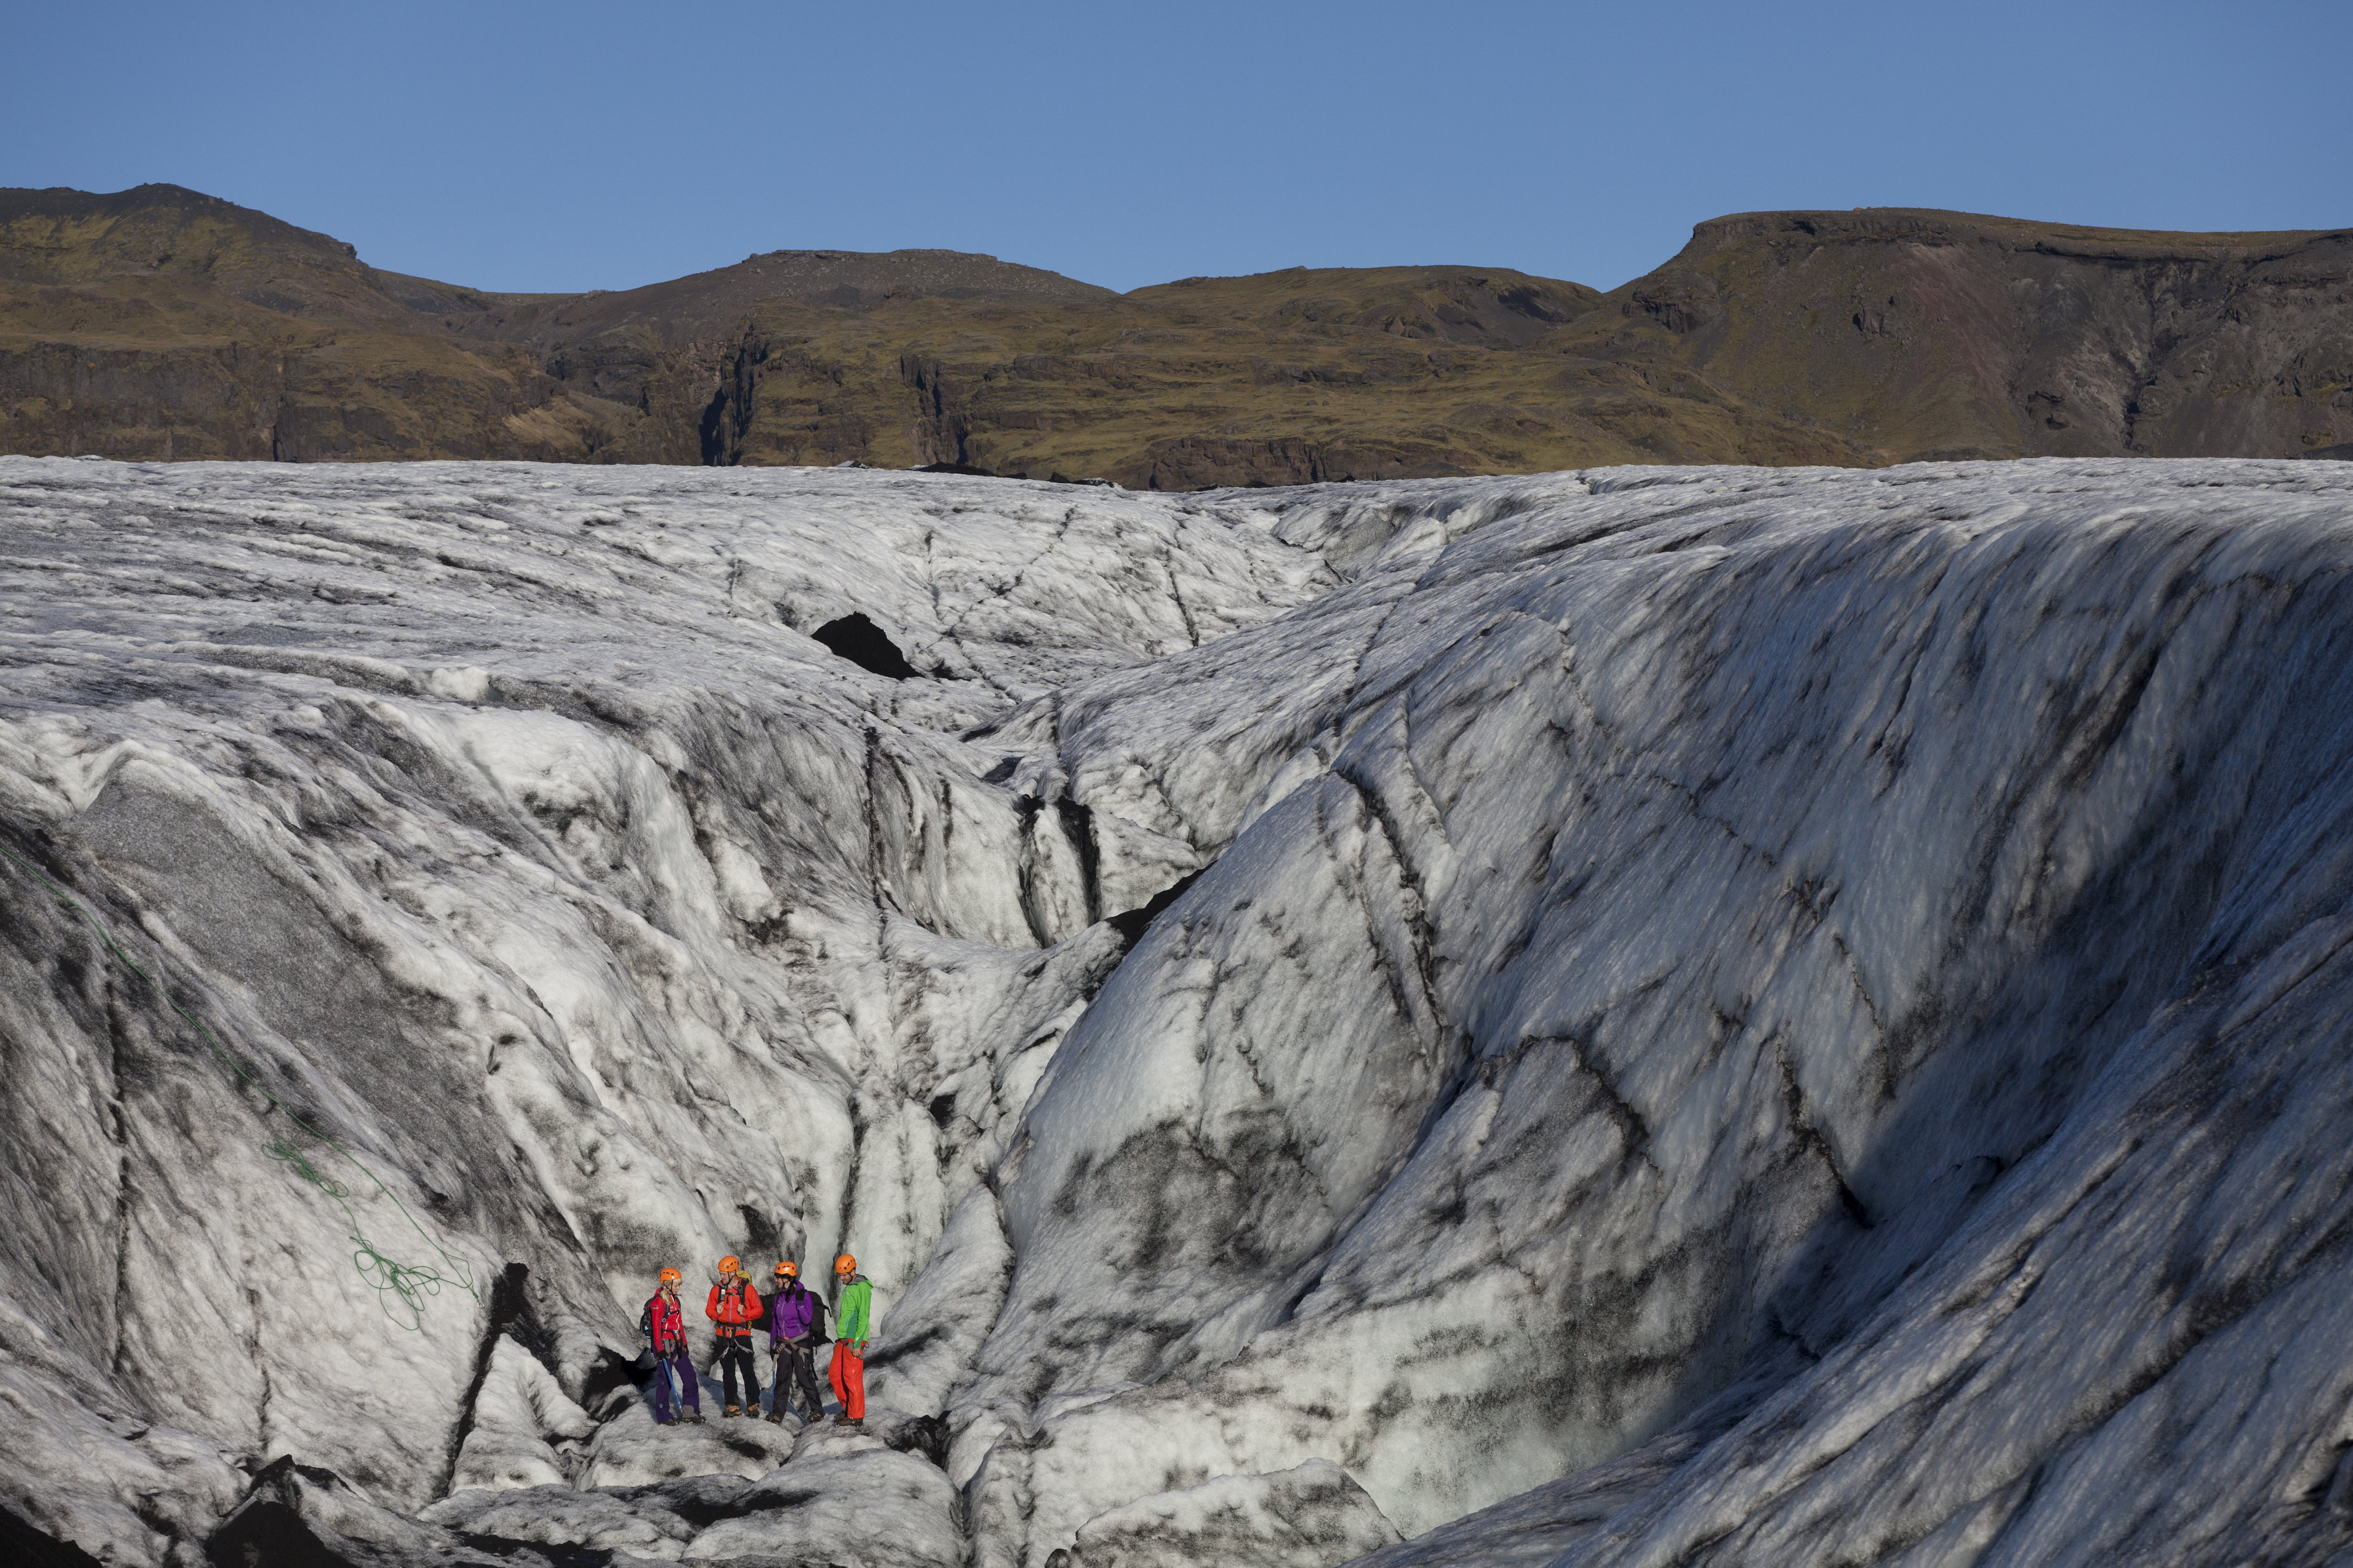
7,456,2353,1568
930,459,2353,1567
0,460,1345,1557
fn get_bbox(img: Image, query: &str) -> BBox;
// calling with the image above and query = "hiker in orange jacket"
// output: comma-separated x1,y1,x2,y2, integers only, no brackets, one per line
707,1256,765,1417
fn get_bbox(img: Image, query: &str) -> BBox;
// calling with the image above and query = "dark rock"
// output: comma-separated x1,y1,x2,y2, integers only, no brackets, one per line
206,1497,361,1568
1105,869,1206,945
812,613,919,680
0,1505,104,1568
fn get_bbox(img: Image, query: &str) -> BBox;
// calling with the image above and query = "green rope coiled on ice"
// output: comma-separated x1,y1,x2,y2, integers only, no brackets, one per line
1,840,479,1330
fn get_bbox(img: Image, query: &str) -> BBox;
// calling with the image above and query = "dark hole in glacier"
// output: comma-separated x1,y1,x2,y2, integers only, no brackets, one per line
1107,868,1206,945
812,613,918,680
928,1092,957,1128
582,1346,641,1416
886,1412,953,1467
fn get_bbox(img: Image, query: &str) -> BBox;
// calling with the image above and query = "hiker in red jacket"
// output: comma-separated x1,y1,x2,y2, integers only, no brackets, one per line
706,1256,764,1417
640,1267,701,1424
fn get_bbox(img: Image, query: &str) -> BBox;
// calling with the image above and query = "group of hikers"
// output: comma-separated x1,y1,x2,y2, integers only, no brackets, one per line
640,1251,875,1427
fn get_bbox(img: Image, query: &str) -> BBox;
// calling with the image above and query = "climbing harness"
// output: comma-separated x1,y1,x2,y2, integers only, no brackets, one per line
0,840,480,1330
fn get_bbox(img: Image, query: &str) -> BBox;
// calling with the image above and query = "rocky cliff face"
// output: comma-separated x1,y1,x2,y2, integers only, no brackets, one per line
6,454,2353,1567
1570,208,2353,462
0,186,632,463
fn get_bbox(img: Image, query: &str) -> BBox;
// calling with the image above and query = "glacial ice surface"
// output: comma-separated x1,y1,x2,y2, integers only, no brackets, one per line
6,455,2353,1566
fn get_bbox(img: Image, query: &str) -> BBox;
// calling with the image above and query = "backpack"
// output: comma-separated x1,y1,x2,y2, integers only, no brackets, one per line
807,1287,832,1346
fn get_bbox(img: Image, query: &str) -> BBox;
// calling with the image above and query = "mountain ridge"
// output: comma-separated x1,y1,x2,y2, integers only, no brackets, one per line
1,184,2345,480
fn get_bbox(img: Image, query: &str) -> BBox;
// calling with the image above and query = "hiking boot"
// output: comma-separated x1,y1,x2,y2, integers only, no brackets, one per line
765,1409,785,1424
725,1405,743,1418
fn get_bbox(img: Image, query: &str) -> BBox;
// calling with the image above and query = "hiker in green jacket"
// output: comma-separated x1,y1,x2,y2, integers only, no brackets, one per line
829,1252,873,1426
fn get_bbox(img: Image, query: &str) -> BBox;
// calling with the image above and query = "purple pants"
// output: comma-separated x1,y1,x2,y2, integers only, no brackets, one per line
648,1347,700,1421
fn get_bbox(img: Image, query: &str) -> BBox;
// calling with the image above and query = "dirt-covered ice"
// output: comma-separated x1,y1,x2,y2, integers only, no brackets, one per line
6,455,2353,1566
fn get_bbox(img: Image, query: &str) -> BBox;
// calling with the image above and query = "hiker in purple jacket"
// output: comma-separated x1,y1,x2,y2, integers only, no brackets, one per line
764,1259,830,1424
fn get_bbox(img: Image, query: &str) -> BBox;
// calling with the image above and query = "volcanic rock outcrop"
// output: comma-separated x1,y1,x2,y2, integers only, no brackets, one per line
4,454,2353,1566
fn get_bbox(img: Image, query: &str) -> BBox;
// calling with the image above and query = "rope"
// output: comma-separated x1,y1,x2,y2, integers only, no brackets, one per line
1,838,480,1330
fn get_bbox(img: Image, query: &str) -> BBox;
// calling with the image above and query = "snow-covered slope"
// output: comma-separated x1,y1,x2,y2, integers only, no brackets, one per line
5,455,2353,1567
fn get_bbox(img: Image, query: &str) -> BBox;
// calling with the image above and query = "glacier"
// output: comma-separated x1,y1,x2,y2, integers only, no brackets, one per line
3,453,2353,1567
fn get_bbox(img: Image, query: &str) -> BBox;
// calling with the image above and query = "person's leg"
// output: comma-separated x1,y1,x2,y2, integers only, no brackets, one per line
673,1349,701,1415
838,1344,865,1421
722,1339,753,1412
741,1341,761,1413
828,1341,848,1416
793,1345,825,1419
649,1353,675,1423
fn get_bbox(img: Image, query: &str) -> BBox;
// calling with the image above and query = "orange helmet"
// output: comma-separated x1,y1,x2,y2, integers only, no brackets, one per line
775,1260,798,1278
658,1267,681,1284
834,1253,856,1275
718,1255,741,1274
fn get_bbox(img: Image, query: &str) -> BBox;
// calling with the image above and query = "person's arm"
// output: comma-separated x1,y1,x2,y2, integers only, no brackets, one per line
706,1285,723,1323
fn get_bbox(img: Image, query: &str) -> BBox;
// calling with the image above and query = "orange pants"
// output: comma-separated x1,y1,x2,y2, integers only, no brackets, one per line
828,1341,865,1419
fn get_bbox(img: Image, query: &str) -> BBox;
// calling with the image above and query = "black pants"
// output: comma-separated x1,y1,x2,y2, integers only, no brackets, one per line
714,1334,759,1409
773,1339,825,1419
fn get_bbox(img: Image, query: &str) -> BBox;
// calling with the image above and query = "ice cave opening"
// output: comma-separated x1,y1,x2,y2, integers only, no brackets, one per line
814,612,922,680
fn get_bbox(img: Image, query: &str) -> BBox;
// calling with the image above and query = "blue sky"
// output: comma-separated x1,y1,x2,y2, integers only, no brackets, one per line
6,0,2347,295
